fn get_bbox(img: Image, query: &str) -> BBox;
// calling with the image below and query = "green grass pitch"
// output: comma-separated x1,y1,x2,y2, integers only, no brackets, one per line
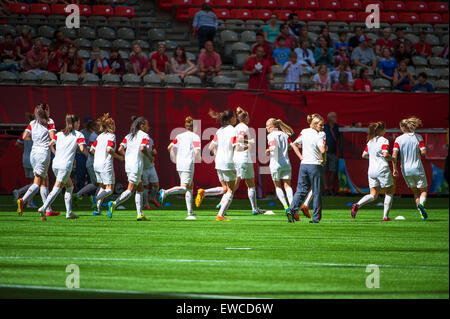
0,194,448,299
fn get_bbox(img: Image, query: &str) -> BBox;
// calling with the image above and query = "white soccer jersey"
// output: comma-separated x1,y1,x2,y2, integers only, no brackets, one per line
25,118,56,154
86,132,98,168
293,128,326,165
120,130,150,174
92,132,116,173
393,133,426,177
17,137,33,169
363,136,391,178
143,137,156,170
233,122,253,164
52,130,86,170
170,130,201,172
212,125,235,171
267,129,292,172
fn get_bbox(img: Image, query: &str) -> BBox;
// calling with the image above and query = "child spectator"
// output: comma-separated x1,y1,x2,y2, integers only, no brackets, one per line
295,39,315,73
393,60,415,91
334,32,349,53
314,36,334,69
170,45,198,80
63,46,85,78
413,32,432,62
109,48,126,76
150,42,169,79
243,45,274,90
378,47,398,82
130,44,149,79
47,43,68,75
274,24,296,50
312,64,331,91
329,60,353,86
282,51,302,91
332,71,352,91
272,37,291,66
334,46,350,69
375,28,394,56
53,30,74,50
86,46,101,73
412,72,435,93
353,68,373,92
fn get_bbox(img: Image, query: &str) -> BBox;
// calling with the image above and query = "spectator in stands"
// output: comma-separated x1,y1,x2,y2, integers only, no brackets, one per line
63,46,85,78
198,40,222,83
170,45,198,80
47,43,68,76
412,72,435,93
329,60,353,86
53,30,74,50
150,42,169,79
295,39,315,73
243,45,274,90
331,71,351,91
393,60,415,92
334,32,349,53
413,32,432,62
24,39,48,76
298,25,314,49
109,48,126,77
272,37,291,66
0,33,17,61
287,13,303,39
263,13,280,44
91,52,111,76
348,26,364,52
15,28,34,62
130,43,149,79
394,43,413,66
192,3,218,52
250,32,273,65
86,46,101,73
439,45,448,60
353,68,373,92
316,26,332,49
314,36,334,70
377,47,398,83
274,24,296,50
375,28,394,56
351,35,376,71
0,0,11,21
282,51,302,91
393,27,414,55
312,64,331,91
334,46,350,69
323,112,340,195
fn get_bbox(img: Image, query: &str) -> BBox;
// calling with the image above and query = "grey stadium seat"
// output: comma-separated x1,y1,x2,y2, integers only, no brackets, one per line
122,73,142,87
240,31,256,44
0,25,16,36
246,20,265,32
108,17,132,28
183,75,202,88
186,52,196,62
117,27,135,40
412,24,433,34
411,56,428,67
132,40,150,50
231,42,251,55
19,72,40,85
60,73,79,86
271,65,283,75
28,14,47,26
436,79,449,90
40,72,58,86
92,39,112,49
78,49,90,60
213,75,233,88
164,40,178,50
143,74,162,87
88,16,108,28
148,29,166,41
430,57,448,67
0,71,18,85
436,68,449,79
163,74,183,88
372,78,392,90
432,46,444,57
78,26,96,40
59,26,77,40
102,73,122,86
113,39,132,50
97,27,116,40
48,14,66,27
74,38,92,49
404,33,418,44
35,37,51,47
425,34,440,46
434,24,449,34
38,26,55,38
233,53,248,69
119,50,130,60
81,73,100,86
131,17,153,30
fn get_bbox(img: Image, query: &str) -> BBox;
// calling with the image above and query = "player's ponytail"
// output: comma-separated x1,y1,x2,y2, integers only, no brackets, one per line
97,113,115,134
306,113,323,128
185,116,194,131
269,118,294,136
367,121,385,141
62,114,79,136
400,116,422,133
25,112,34,122
236,106,248,123
34,103,49,127
209,109,235,127
129,116,147,138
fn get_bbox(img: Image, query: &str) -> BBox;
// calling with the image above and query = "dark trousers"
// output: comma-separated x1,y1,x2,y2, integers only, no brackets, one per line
290,164,323,222
198,26,216,51
75,153,88,191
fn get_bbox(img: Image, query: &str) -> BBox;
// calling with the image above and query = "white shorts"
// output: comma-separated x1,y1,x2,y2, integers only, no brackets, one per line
30,151,50,178
95,169,115,186
271,167,292,182
217,169,236,182
142,167,159,185
178,171,194,186
24,167,34,179
127,170,143,185
87,165,97,184
368,172,393,189
404,174,428,189
235,162,254,180
52,167,71,184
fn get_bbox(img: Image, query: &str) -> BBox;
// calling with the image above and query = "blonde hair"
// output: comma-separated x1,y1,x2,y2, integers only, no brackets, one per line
209,109,235,127
367,121,386,141
236,106,248,123
400,116,422,133
185,116,194,131
268,118,294,136
97,113,115,133
306,113,323,128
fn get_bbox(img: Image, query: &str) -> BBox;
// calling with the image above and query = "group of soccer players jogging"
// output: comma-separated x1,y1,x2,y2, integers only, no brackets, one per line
13,102,430,223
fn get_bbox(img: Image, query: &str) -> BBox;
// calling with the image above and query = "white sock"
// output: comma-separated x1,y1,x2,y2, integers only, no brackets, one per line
218,192,233,217
384,194,393,219
96,189,112,211
248,187,257,211
22,184,39,203
76,183,97,198
285,186,293,205
115,189,132,206
357,194,375,207
40,187,53,213
303,189,313,207
135,192,143,216
165,186,187,196
205,187,225,197
419,195,426,206
275,187,288,208
40,186,61,212
17,184,32,195
185,189,193,215
64,187,73,216
143,189,149,206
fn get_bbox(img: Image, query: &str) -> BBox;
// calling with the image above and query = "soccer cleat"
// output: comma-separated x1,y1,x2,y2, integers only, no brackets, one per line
252,207,266,215
285,208,295,223
90,196,97,210
26,202,38,209
417,203,428,221
143,205,152,210
301,205,311,218
13,190,19,204
107,201,116,219
93,211,102,216
66,213,79,219
293,212,300,221
185,215,196,220
17,199,24,216
38,208,47,221
351,203,359,219
382,217,392,221
151,199,161,208
158,189,165,205
216,215,230,221
45,210,60,217
195,189,205,208
137,215,150,221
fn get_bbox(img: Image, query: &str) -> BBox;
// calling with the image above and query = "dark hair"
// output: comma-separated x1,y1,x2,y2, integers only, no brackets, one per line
338,31,346,37
62,114,79,136
174,45,187,64
209,109,235,127
277,36,286,42
367,121,385,141
111,47,119,53
354,26,362,32
129,116,147,138
4,32,13,38
236,107,248,123
358,67,367,79
185,116,194,131
280,23,289,31
255,32,264,38
34,103,49,127
201,3,212,11
53,30,63,39
338,71,349,85
288,13,297,20
418,72,427,79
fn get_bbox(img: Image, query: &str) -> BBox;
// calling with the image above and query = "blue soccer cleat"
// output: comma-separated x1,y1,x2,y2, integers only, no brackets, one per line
158,189,165,205
90,195,97,210
417,203,428,220
107,201,116,219
93,211,102,216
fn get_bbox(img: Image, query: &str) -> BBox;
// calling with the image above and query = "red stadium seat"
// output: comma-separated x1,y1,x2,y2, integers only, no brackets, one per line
79,5,92,16
158,0,173,11
298,0,320,10
357,10,371,22
341,0,362,11
213,8,231,19
443,13,449,23
30,3,51,16
7,2,29,15
336,11,357,22
428,2,448,13
278,0,298,9
115,6,135,18
51,4,69,16
251,9,273,20
257,0,278,9
92,5,114,17
215,0,236,8
236,0,257,8
189,7,202,17
380,11,399,23
420,13,442,24
175,7,191,22
405,1,428,12
172,0,193,6
384,1,406,12
399,12,421,23
192,0,215,5
273,9,292,21
295,10,316,21
320,0,341,11
362,0,383,10
230,8,253,19
315,10,337,21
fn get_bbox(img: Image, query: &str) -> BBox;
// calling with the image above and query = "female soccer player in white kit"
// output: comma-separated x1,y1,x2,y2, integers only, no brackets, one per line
108,116,153,221
265,118,295,211
233,107,265,215
90,113,123,216
351,121,398,221
392,116,429,220
158,116,201,219
287,114,326,223
17,103,57,217
38,114,87,220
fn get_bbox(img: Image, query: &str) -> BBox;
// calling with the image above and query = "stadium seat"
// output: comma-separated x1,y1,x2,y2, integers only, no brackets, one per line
117,27,135,40
314,10,337,22
78,49,90,59
79,26,96,40
215,0,236,8
51,4,69,16
336,11,357,22
184,75,202,88
193,0,215,6
295,10,316,22
225,18,246,31
405,2,428,12
98,27,116,40
79,5,93,16
430,57,448,67
132,39,150,50
230,9,253,20
420,13,442,24
241,30,256,43
380,12,399,23
320,0,341,11
188,7,201,19
246,19,266,30
40,72,58,86
384,1,406,12
341,0,362,11
38,26,55,38
425,33,440,46
231,41,251,54
122,73,142,87
0,71,18,85
60,73,79,86
251,9,272,21
213,75,233,88
298,0,320,10
213,9,231,20
92,5,114,17
30,4,51,16
158,0,173,11
278,0,298,10
92,38,112,49
399,12,421,24
19,72,39,85
109,16,132,27
81,73,100,86
143,74,162,87
357,11,371,22
102,74,121,86
74,38,92,48
372,78,391,90
148,28,166,41
114,6,136,18
236,0,257,8
172,0,193,6
429,2,448,13
163,74,183,88
257,0,278,9
443,13,449,23
362,0,383,10
7,3,29,15
272,10,292,21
